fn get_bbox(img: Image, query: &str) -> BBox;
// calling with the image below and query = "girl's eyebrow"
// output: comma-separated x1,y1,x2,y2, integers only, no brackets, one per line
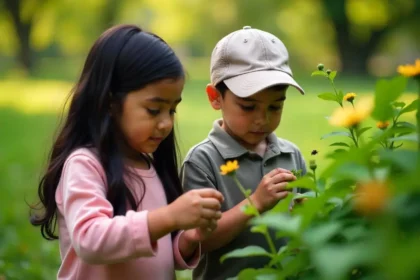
146,97,182,104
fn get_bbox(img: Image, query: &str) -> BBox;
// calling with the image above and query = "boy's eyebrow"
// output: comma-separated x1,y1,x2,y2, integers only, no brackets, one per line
241,96,286,102
146,97,182,104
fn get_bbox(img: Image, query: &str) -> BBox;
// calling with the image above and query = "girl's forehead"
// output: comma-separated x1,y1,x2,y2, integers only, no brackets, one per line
129,78,184,103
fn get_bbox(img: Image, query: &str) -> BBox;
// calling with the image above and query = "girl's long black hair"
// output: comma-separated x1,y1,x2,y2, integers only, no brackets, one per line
30,24,185,240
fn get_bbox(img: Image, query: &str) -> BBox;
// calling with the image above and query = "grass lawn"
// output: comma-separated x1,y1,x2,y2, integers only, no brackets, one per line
0,77,416,279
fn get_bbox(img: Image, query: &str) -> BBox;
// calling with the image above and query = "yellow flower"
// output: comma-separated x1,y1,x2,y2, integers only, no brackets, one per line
376,120,390,130
397,59,420,77
354,181,390,216
329,96,373,128
220,160,239,175
343,92,357,102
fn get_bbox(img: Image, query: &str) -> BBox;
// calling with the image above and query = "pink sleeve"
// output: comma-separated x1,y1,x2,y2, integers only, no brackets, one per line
59,153,157,264
172,231,201,270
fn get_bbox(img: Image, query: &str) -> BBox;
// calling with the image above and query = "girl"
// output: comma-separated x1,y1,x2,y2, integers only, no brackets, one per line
30,24,224,280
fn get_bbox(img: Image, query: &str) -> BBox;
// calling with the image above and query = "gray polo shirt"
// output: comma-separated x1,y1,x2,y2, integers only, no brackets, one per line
181,120,307,280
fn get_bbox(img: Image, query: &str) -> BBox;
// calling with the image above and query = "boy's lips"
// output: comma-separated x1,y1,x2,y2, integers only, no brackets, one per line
250,131,268,135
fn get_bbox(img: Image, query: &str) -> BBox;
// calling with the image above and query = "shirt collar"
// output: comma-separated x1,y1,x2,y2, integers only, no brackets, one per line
207,119,294,160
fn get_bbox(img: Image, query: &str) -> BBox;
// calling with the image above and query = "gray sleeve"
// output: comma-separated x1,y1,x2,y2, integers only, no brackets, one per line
181,160,217,192
298,152,307,176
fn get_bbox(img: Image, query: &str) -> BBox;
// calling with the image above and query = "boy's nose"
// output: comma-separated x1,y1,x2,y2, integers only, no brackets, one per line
255,110,269,125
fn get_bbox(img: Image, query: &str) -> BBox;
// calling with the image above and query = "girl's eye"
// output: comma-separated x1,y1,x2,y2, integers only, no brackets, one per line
239,104,255,111
147,108,160,116
170,109,177,115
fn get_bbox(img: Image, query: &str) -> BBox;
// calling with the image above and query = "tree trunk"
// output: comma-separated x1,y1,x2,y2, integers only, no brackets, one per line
333,21,383,75
4,0,33,71
323,0,420,75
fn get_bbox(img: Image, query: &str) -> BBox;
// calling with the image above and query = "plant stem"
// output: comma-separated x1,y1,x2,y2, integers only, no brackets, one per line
233,176,278,259
330,79,343,108
349,127,359,147
416,78,420,164
313,169,318,197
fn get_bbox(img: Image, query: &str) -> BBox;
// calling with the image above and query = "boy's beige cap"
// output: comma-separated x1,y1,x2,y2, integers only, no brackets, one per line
210,26,304,97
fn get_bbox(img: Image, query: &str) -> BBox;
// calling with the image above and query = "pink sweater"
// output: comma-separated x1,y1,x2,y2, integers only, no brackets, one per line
55,148,200,280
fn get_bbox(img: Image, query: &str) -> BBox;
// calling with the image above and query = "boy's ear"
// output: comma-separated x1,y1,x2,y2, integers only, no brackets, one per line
206,84,221,110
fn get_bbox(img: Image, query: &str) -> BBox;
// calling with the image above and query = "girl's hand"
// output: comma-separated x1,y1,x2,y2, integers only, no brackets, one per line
182,219,218,243
168,189,223,230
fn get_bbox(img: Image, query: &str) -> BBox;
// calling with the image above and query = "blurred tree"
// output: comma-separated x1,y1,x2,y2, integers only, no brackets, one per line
1,0,48,71
322,0,420,74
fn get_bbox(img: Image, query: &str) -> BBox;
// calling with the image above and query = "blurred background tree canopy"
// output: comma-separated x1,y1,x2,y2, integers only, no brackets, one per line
1,0,419,79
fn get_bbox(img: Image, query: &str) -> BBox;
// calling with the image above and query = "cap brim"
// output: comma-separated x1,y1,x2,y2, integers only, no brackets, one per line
223,70,305,97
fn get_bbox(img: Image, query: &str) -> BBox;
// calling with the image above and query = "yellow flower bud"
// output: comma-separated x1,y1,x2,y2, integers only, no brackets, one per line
343,92,357,103
376,121,390,130
397,59,420,77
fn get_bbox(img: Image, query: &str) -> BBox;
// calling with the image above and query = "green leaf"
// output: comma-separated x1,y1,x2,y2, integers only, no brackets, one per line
252,213,302,235
334,162,371,181
372,76,408,121
311,70,329,78
356,127,372,137
241,204,259,216
379,149,418,172
244,189,252,196
293,191,316,200
324,180,355,199
228,268,280,280
250,224,268,235
286,175,317,191
292,195,328,229
321,131,351,140
389,134,418,142
312,244,378,280
327,197,344,208
317,177,327,193
278,252,310,279
318,92,338,102
389,125,416,136
337,90,344,102
271,192,294,213
399,99,419,116
328,70,337,81
395,121,416,132
341,225,368,241
329,142,350,148
303,222,342,247
220,246,271,263
393,101,406,108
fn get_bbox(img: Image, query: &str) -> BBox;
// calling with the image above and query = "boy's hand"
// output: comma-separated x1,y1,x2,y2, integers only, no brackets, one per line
250,168,296,213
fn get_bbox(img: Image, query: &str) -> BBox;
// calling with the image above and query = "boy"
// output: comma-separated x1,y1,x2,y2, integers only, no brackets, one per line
181,26,307,280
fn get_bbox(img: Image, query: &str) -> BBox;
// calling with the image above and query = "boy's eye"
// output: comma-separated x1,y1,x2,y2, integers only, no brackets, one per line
239,104,255,111
147,108,160,116
269,105,282,111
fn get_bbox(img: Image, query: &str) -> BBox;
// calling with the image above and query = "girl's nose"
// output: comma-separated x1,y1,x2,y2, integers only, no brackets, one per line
158,115,173,130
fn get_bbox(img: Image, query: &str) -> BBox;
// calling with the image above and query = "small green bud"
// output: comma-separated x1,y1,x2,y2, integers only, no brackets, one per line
326,69,332,75
317,63,324,71
309,160,317,171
